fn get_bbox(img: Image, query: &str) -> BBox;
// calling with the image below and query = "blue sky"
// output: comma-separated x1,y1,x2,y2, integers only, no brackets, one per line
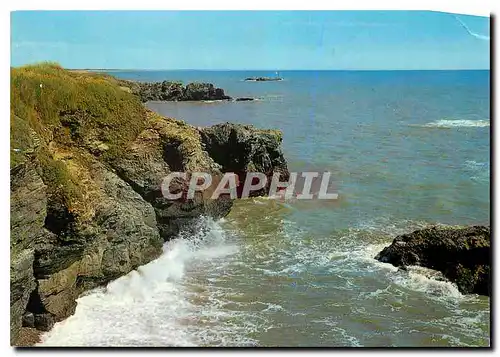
11,11,490,70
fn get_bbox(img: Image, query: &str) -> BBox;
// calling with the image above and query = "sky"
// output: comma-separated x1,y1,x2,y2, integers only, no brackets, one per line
11,11,490,70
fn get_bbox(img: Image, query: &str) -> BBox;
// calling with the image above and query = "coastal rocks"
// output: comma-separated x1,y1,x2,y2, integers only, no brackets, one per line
127,80,232,102
33,313,55,331
183,82,230,101
10,161,46,345
10,249,37,345
244,77,283,82
121,79,261,103
10,162,47,252
10,64,290,345
199,122,290,197
375,225,490,296
21,311,55,332
235,97,256,102
111,110,234,239
10,151,165,337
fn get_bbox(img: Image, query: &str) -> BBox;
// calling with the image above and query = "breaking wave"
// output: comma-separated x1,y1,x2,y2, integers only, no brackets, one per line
38,217,260,347
410,119,490,128
38,212,490,347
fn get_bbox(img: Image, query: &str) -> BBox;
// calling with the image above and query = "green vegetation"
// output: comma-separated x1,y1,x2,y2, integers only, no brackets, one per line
11,62,146,164
11,62,148,210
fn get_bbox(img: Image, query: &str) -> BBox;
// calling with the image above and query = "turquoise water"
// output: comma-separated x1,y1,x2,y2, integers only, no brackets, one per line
40,70,490,347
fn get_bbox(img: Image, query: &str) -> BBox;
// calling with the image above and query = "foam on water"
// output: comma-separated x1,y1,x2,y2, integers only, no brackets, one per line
227,215,489,346
103,69,489,347
38,210,489,347
464,160,490,183
410,119,490,128
39,217,249,347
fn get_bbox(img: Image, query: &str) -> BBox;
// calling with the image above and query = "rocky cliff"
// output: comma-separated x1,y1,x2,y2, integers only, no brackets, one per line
10,63,289,345
375,225,490,296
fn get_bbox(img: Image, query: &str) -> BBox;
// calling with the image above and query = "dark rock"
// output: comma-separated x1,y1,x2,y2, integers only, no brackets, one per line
124,80,232,102
199,123,290,198
235,97,255,101
34,313,55,331
10,249,36,344
244,77,283,82
375,225,490,295
34,238,86,278
22,312,35,328
183,82,230,101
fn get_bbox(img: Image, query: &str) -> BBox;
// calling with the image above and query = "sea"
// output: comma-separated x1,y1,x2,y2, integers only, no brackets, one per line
39,70,490,347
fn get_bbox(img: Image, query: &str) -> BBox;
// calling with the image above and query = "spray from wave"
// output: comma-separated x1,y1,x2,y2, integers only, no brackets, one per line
38,217,252,347
38,211,489,347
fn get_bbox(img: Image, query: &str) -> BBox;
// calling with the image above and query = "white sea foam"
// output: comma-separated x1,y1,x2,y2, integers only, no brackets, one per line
38,214,489,347
464,160,489,169
273,218,481,307
347,228,467,302
39,217,247,347
410,119,490,128
390,266,464,300
464,160,490,183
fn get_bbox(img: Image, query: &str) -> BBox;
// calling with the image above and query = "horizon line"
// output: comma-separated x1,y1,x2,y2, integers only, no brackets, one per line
67,68,490,72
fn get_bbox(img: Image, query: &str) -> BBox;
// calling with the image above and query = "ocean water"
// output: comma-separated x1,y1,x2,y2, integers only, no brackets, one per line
40,70,490,347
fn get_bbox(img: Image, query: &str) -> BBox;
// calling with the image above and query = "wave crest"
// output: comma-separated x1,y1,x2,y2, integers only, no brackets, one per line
411,119,490,128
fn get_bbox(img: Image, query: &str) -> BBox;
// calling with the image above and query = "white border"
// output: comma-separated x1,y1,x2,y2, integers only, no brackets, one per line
1,1,494,356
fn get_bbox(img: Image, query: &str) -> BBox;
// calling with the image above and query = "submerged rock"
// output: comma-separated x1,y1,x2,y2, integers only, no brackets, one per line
375,225,490,296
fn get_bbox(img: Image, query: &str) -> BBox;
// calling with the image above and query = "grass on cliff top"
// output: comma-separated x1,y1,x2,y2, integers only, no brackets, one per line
11,62,146,165
11,62,148,209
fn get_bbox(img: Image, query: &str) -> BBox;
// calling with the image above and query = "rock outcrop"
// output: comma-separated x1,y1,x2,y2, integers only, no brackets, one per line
234,97,256,102
10,63,288,345
375,225,490,296
244,77,283,82
122,80,232,102
199,123,290,198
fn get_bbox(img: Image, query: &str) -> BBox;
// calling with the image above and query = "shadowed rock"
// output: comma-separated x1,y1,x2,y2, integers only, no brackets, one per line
199,122,290,198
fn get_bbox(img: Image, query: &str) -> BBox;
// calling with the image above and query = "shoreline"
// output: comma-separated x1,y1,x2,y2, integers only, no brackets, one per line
31,218,490,347
10,64,290,346
10,64,490,348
